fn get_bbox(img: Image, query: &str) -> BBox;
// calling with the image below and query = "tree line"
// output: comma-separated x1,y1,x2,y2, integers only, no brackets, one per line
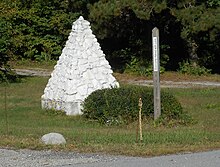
1,0,220,76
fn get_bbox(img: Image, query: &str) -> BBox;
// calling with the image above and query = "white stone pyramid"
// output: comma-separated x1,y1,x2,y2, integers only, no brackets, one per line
41,16,119,115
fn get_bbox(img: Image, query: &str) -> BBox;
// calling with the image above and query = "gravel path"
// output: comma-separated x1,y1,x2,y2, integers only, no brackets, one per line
14,68,52,77
125,79,220,88
1,148,220,167
14,68,220,88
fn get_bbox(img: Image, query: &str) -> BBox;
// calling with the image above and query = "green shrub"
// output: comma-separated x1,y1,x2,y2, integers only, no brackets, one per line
178,60,211,75
82,85,189,125
0,67,19,83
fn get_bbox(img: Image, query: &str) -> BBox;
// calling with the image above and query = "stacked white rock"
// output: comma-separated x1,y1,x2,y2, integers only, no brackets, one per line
41,16,119,115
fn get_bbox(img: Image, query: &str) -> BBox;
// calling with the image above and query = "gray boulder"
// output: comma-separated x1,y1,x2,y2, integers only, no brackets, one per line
41,133,66,145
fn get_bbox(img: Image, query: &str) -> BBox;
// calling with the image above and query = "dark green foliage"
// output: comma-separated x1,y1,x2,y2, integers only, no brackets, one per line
0,68,19,83
83,86,152,124
0,14,18,82
0,9,12,71
0,0,220,74
206,0,220,8
10,7,80,61
82,85,188,125
89,0,220,73
0,24,9,68
0,0,81,62
178,60,212,75
124,56,165,76
172,4,220,73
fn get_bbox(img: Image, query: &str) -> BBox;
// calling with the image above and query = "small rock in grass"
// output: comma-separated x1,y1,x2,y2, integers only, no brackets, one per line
41,133,66,145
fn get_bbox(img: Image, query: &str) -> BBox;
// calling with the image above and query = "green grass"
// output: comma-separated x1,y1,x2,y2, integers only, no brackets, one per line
0,77,220,156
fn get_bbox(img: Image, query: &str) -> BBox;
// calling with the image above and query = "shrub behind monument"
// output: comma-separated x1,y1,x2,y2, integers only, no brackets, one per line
82,85,188,125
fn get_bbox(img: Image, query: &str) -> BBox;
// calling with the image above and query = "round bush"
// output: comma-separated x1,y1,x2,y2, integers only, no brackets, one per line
82,85,184,125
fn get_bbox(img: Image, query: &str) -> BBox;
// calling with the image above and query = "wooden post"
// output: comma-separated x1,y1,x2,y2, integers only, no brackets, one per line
152,27,161,120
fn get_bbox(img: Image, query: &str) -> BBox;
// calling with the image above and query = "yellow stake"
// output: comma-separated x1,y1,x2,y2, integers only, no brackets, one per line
138,97,143,142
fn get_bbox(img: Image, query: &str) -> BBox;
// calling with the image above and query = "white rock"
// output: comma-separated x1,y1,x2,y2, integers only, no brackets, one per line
82,20,90,26
41,133,66,145
78,59,88,65
77,85,88,96
92,79,101,89
65,94,76,102
100,60,108,66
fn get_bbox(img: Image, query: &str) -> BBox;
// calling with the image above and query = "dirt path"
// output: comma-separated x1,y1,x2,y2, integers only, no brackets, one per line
14,68,220,88
14,68,52,77
125,79,220,88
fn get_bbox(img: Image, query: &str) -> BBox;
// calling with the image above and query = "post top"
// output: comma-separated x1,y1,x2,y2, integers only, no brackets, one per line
152,27,159,36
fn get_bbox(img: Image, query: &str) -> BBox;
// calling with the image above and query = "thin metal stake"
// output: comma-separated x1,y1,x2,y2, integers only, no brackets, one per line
138,97,143,142
5,85,9,135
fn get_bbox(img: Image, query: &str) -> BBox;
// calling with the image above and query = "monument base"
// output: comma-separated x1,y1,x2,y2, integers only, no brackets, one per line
41,98,83,115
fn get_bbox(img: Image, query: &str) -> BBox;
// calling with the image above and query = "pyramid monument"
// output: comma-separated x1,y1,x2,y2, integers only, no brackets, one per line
41,16,119,115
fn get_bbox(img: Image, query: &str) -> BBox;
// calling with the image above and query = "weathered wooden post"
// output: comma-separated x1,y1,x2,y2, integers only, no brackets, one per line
152,27,161,120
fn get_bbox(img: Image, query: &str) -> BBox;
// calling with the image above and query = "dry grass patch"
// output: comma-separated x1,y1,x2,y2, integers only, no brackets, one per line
114,72,220,83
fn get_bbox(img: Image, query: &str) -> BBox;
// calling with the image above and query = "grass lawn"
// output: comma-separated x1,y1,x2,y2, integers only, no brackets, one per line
0,76,220,156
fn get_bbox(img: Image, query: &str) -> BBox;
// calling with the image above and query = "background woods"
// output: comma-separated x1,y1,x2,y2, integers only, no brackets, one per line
1,0,220,75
